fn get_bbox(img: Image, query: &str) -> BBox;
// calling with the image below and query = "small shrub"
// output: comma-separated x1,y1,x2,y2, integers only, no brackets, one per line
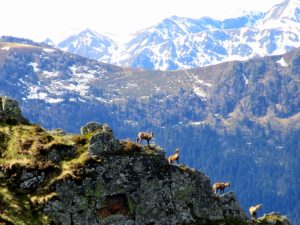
71,135,87,146
121,139,141,153
36,133,53,144
19,139,34,151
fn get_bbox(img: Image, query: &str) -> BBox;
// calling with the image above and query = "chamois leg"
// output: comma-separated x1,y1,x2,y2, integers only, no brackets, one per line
147,139,150,147
252,212,257,220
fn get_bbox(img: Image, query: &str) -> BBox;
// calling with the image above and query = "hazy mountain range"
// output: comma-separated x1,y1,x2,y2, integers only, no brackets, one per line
52,0,300,70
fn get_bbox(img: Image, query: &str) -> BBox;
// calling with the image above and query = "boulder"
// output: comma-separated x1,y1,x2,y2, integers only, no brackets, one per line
80,121,103,135
0,96,28,124
88,124,122,157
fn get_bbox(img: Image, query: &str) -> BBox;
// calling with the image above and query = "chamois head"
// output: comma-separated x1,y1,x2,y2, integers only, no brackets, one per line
225,182,231,188
256,204,263,210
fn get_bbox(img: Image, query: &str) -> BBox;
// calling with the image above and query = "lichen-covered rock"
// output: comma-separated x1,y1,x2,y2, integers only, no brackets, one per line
80,121,103,135
19,170,45,190
43,147,252,225
0,96,28,124
218,192,249,223
258,212,292,225
88,124,122,157
36,143,77,163
2,162,60,193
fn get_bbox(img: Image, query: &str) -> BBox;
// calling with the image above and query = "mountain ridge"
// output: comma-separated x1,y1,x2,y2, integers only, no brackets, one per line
51,0,300,70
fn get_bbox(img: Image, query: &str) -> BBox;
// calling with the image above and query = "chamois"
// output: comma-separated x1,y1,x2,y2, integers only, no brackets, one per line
168,148,180,164
136,131,154,147
249,204,262,220
212,182,230,194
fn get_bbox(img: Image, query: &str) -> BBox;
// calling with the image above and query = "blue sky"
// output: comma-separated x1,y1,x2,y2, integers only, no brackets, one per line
0,0,283,43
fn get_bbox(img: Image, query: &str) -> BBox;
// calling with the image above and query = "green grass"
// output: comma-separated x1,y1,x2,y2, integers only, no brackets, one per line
0,187,51,225
0,123,95,224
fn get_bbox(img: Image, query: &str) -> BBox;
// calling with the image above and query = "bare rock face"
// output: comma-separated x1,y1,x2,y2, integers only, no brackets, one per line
0,96,28,124
218,192,249,223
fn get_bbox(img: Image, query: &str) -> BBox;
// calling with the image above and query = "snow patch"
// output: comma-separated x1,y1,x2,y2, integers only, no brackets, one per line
46,98,64,104
189,121,204,126
195,79,212,87
28,62,40,72
27,86,64,103
242,73,249,85
43,48,55,53
42,71,59,78
69,98,77,102
276,57,288,67
1,47,10,51
193,86,207,99
95,97,109,103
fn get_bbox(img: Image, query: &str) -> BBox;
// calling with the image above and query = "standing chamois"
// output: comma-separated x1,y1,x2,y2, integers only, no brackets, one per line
136,131,154,147
212,182,231,194
249,204,262,220
168,148,180,164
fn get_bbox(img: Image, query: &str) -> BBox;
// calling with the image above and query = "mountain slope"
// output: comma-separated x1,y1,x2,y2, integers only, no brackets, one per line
257,0,300,27
0,39,299,224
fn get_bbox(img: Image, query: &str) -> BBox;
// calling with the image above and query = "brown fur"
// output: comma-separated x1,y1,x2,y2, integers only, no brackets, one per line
168,148,180,164
212,182,230,194
249,204,262,220
136,132,154,146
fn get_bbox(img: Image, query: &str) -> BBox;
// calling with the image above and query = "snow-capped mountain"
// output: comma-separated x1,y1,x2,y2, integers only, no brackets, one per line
43,38,55,46
55,0,300,70
57,28,117,63
113,14,263,69
257,0,300,28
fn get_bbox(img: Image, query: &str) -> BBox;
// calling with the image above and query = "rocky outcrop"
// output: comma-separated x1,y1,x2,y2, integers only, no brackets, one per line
258,212,292,225
43,123,252,225
44,155,216,225
0,96,28,124
217,192,249,223
88,123,123,157
80,121,103,135
36,143,76,163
